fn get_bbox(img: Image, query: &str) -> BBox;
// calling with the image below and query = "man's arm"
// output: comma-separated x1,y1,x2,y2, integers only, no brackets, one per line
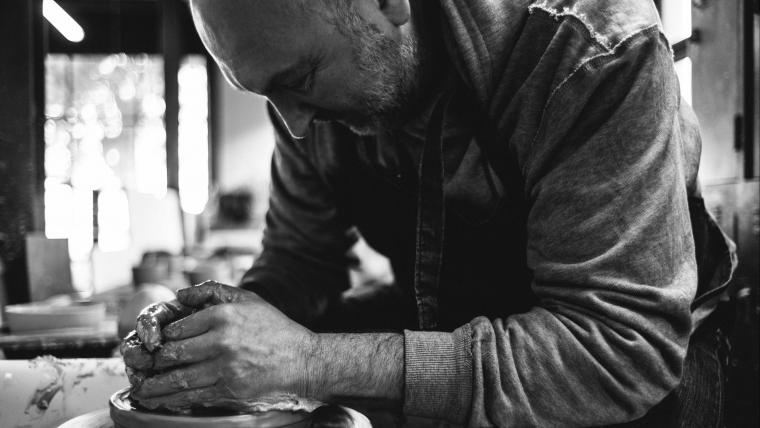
128,283,405,414
309,333,404,407
240,104,357,327
401,30,698,426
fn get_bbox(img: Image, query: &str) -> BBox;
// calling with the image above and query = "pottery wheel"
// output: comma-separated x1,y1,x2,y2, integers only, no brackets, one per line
109,388,312,428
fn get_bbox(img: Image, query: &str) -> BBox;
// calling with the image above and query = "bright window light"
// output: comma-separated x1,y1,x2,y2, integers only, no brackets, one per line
45,54,165,291
98,187,131,252
661,0,692,44
70,187,94,261
178,56,210,215
42,0,85,43
44,179,73,239
675,57,692,106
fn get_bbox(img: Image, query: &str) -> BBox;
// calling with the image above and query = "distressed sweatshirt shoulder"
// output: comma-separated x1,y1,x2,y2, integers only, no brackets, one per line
439,0,664,111
527,0,663,49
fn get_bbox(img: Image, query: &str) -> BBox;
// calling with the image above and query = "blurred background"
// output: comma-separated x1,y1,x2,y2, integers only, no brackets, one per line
0,0,757,426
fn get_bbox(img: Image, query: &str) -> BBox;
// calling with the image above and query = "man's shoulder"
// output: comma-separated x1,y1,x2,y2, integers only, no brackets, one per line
439,0,665,109
525,0,662,52
440,0,662,53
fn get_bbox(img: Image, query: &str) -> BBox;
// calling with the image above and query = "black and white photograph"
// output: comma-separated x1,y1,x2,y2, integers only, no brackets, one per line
0,0,758,426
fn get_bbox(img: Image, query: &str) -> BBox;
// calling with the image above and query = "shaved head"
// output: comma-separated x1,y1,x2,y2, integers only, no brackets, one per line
190,0,436,136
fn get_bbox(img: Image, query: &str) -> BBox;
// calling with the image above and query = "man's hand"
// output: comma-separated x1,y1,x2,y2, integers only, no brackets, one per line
135,299,195,352
121,280,242,372
121,330,154,372
121,293,196,372
130,282,316,411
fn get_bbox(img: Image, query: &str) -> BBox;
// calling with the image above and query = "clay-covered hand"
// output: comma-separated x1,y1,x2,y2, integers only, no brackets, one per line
121,296,193,374
121,330,154,371
135,298,195,352
120,330,154,394
130,282,315,412
122,281,242,386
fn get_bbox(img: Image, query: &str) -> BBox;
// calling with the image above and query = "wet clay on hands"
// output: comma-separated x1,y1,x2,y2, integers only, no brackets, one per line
135,300,194,352
124,282,286,415
123,299,195,401
121,330,154,371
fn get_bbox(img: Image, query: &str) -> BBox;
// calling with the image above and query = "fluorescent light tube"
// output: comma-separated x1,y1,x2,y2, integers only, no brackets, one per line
42,0,85,43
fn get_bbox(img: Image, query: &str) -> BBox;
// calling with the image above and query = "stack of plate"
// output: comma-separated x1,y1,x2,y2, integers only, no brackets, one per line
4,299,106,333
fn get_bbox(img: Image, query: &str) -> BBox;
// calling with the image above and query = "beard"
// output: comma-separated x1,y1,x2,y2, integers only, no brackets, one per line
327,6,425,136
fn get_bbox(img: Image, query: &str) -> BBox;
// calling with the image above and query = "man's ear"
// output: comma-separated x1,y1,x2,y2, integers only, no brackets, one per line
378,0,410,27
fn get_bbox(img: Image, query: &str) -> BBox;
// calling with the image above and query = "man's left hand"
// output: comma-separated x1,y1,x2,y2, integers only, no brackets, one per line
131,282,316,410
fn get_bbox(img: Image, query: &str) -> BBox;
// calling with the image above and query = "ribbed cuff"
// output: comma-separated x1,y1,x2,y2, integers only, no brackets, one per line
403,324,473,423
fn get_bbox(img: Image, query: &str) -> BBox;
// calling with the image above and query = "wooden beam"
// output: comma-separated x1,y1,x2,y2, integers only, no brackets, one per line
209,55,221,186
162,0,181,192
0,0,45,305
743,0,757,178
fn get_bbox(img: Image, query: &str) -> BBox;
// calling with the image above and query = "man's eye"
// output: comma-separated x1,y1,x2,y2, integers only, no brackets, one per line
287,71,315,93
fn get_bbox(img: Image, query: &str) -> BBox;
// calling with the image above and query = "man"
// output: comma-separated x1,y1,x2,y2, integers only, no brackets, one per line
122,0,736,426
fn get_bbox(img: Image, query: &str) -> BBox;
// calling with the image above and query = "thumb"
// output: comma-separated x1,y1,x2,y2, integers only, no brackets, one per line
176,281,241,307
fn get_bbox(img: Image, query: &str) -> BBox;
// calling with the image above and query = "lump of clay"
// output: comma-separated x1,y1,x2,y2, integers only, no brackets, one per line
134,300,193,352
120,330,154,371
118,284,176,339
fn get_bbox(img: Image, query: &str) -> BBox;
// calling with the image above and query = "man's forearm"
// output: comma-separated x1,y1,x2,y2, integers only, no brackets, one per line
308,333,404,408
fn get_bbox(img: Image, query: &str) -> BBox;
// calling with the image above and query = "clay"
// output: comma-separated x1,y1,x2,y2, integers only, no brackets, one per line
133,391,321,415
120,331,154,371
26,364,64,413
123,295,323,419
3,356,128,426
119,284,177,338
110,387,313,428
135,300,193,352
125,367,148,391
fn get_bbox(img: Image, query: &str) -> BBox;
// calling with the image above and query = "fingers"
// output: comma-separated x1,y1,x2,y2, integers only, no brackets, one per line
126,366,148,390
154,299,192,325
134,300,194,352
136,301,175,352
119,330,140,355
176,281,252,307
152,334,221,370
133,361,222,398
121,331,154,371
162,305,228,341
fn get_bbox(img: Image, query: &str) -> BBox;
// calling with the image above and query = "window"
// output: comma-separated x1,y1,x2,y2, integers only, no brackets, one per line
45,53,209,292
660,0,693,105
178,55,209,215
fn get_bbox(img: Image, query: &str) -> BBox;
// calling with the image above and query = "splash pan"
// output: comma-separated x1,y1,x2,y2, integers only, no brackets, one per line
109,387,311,428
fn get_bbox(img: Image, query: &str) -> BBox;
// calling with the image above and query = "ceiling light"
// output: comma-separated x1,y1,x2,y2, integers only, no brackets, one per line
42,0,84,43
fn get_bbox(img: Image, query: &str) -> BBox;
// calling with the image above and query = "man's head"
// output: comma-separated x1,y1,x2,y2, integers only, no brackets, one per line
190,0,431,137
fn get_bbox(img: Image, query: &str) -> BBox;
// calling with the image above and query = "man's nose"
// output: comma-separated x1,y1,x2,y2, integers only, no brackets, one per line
268,96,315,139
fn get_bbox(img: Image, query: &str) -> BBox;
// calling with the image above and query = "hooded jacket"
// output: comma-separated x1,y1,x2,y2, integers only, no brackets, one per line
241,0,736,425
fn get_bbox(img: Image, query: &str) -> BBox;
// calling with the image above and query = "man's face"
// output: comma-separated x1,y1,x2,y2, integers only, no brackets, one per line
191,0,422,137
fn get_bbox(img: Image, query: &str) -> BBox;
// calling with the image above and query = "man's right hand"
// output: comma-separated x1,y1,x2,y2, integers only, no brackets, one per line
121,330,154,371
135,299,195,352
120,296,195,373
121,281,249,378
